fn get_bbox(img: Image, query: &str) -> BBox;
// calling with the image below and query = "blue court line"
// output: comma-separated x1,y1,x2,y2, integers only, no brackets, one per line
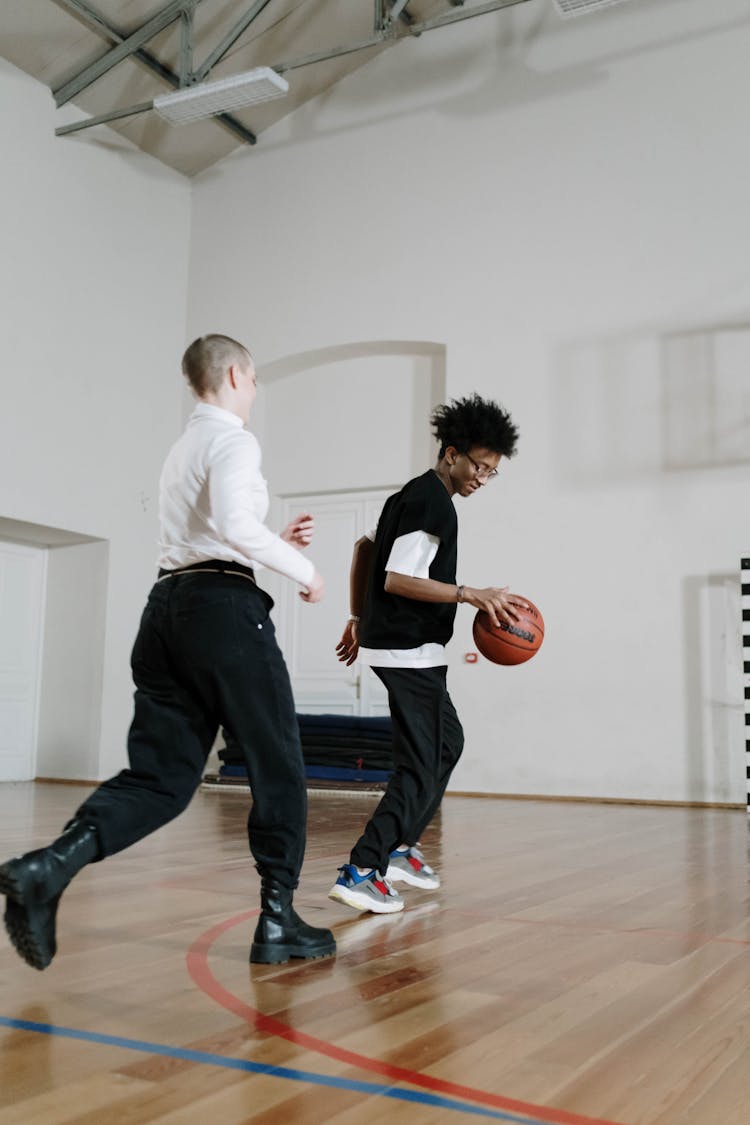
0,1015,549,1124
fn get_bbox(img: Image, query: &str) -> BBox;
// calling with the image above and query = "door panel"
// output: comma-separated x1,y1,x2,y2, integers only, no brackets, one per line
279,492,389,716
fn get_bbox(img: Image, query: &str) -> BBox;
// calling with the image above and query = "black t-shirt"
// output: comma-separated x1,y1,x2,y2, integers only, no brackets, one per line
360,469,458,650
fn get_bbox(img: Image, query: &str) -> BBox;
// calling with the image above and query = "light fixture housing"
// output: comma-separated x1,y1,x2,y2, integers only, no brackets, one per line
551,0,631,17
153,67,289,124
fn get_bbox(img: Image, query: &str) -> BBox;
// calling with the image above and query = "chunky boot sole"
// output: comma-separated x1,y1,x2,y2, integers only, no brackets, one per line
249,938,337,965
0,861,60,971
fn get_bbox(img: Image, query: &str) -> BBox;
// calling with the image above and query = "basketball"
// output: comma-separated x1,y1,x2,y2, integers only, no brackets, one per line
472,599,544,665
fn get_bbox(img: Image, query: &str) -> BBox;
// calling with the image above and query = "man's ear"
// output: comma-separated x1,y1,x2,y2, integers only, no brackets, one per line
227,363,240,389
444,445,459,466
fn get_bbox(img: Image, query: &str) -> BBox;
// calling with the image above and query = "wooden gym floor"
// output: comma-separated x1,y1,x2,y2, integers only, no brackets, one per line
1,782,750,1124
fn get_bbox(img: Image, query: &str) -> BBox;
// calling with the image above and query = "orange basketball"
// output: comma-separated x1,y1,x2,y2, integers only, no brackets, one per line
472,599,545,666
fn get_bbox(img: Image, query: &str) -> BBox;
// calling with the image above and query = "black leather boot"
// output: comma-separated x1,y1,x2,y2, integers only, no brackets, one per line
0,819,100,970
250,878,336,964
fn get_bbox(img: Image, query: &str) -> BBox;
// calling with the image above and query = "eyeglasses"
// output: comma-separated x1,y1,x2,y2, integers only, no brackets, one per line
463,453,498,481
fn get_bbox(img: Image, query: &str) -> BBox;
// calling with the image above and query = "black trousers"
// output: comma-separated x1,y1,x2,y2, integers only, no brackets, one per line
349,665,464,875
75,571,306,889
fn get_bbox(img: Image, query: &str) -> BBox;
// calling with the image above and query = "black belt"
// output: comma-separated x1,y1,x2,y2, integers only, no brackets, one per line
158,559,256,582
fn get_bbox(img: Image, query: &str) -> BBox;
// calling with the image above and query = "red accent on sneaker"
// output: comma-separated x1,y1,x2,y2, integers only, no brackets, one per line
373,879,389,896
408,856,422,872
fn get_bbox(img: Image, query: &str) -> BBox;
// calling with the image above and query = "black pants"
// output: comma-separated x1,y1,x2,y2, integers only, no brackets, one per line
75,572,306,889
349,666,464,875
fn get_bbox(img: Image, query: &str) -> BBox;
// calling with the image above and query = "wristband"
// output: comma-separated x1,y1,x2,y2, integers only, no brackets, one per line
348,614,361,623
456,585,465,603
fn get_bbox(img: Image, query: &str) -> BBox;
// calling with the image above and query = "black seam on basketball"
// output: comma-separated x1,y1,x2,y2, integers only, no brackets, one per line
519,616,544,638
474,636,540,657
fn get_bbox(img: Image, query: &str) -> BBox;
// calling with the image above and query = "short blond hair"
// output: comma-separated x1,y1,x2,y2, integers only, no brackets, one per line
181,334,252,395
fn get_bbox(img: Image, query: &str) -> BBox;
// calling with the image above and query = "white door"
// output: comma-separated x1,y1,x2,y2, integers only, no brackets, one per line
0,541,46,781
277,491,390,716
359,494,392,718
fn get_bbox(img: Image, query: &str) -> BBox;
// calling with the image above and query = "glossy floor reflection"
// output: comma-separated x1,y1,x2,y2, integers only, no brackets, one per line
1,782,750,1124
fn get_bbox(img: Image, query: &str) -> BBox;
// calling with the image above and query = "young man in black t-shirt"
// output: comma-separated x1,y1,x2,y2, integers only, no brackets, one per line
329,394,525,914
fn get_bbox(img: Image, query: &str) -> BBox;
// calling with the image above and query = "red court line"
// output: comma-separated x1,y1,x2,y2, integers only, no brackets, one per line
186,911,625,1125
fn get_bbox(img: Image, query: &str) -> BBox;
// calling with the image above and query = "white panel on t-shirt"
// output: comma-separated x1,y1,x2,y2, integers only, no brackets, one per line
385,530,439,579
359,643,447,668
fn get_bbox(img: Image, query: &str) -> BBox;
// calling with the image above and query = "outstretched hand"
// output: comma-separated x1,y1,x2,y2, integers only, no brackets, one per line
281,511,314,550
336,620,359,666
462,585,529,629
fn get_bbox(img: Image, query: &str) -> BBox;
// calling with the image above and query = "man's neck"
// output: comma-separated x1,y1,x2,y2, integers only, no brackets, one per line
433,460,455,496
198,392,247,424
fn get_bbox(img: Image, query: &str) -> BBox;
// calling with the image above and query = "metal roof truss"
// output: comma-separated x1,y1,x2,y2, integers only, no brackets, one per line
53,0,532,144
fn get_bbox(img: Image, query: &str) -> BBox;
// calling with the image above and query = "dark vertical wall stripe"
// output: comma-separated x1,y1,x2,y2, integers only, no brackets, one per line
743,560,750,811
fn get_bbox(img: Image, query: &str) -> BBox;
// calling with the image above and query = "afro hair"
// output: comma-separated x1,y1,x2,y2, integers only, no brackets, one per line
430,393,519,459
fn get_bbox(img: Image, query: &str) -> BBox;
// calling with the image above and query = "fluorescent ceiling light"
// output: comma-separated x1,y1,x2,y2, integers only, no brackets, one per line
153,67,288,124
551,0,631,17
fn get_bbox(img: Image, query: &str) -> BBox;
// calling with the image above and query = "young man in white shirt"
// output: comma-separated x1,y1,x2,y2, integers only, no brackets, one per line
0,335,335,968
330,394,525,914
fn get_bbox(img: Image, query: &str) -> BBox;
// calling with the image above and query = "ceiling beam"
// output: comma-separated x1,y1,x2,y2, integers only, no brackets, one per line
55,100,156,136
409,0,531,35
179,5,195,87
388,1,412,24
274,33,387,76
52,0,256,145
274,0,531,74
54,0,184,86
191,0,275,85
375,0,414,31
52,0,203,108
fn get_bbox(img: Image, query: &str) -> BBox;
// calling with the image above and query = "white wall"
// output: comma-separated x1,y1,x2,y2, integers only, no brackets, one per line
0,59,192,780
37,540,108,780
260,346,444,495
187,0,750,803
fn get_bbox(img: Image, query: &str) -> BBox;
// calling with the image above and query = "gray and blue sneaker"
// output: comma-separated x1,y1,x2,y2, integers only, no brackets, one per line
386,845,440,890
328,864,404,913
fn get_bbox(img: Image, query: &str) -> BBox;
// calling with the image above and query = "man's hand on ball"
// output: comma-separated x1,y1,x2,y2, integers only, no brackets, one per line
463,585,528,628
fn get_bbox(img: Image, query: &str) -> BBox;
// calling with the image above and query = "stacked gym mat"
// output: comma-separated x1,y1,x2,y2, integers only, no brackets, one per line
216,713,394,789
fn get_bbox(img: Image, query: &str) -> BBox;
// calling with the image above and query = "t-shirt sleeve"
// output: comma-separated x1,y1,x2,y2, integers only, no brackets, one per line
385,530,440,578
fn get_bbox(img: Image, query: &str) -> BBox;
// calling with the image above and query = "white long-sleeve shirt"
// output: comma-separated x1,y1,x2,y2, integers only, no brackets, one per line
157,402,315,587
